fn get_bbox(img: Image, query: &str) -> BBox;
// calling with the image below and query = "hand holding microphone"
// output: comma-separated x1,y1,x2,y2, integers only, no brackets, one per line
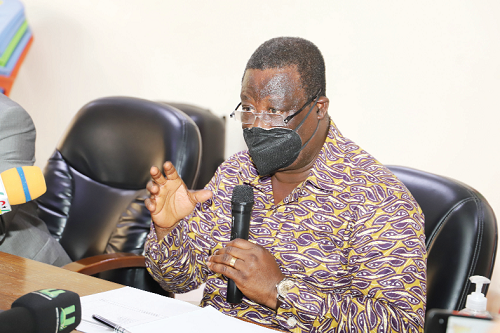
0,166,46,215
207,185,285,309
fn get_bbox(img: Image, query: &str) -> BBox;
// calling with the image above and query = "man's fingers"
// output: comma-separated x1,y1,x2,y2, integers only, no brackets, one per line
227,238,256,250
213,246,245,261
210,252,242,268
191,189,213,204
150,166,167,185
144,197,156,212
163,161,181,181
150,161,182,186
146,180,159,194
207,261,240,281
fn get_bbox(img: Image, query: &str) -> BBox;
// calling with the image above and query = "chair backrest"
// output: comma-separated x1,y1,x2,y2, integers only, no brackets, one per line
163,102,226,189
387,165,498,312
36,96,202,261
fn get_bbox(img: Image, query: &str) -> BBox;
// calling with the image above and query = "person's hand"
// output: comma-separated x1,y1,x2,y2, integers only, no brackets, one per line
145,161,212,231
207,239,284,310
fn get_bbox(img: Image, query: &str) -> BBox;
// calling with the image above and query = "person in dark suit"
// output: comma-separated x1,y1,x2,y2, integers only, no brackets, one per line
0,93,71,266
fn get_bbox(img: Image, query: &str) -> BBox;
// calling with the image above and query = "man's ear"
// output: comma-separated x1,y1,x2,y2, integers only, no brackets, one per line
316,96,329,119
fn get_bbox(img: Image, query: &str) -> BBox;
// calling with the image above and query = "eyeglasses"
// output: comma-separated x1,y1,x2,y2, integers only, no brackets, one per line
230,89,321,127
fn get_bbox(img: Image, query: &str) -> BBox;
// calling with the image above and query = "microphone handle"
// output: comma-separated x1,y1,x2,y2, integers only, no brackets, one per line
227,279,243,304
0,307,36,333
227,202,252,304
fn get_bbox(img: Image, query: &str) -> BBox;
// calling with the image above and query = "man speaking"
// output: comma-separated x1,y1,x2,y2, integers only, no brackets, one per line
144,37,426,332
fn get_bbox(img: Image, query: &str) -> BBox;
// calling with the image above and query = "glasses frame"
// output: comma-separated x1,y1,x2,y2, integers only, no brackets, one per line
230,88,322,127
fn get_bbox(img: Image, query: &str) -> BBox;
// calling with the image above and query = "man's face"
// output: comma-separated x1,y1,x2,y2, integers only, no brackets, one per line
240,66,327,173
240,66,307,130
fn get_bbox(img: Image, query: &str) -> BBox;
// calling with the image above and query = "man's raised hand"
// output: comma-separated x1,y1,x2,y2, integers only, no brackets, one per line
145,161,212,232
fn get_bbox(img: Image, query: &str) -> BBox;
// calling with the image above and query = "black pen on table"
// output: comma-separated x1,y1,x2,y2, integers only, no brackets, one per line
92,314,133,333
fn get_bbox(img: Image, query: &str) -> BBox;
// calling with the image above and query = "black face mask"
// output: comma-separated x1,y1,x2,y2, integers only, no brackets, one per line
243,95,321,176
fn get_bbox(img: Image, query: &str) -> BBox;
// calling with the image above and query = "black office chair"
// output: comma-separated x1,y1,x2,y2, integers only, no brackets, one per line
162,102,226,189
36,96,202,295
387,166,498,312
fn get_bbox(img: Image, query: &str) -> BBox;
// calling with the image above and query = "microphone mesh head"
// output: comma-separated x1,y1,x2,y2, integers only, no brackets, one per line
231,185,254,204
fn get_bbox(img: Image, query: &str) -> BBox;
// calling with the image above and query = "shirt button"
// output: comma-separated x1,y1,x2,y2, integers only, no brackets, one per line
287,316,297,327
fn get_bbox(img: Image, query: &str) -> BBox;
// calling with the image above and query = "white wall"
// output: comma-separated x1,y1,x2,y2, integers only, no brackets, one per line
9,0,500,311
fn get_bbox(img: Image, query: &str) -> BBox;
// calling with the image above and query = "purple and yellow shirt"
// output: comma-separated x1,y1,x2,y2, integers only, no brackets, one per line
145,120,426,332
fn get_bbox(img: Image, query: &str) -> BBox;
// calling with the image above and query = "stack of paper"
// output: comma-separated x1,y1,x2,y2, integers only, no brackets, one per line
0,0,33,96
77,287,275,333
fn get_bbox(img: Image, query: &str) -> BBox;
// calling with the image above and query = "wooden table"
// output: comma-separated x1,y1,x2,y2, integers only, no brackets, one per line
0,251,284,332
0,251,122,311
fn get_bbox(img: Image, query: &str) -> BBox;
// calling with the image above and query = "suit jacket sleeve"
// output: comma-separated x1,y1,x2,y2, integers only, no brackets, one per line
0,94,36,173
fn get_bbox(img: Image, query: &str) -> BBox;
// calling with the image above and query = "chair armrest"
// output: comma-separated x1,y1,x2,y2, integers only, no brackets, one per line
63,253,146,276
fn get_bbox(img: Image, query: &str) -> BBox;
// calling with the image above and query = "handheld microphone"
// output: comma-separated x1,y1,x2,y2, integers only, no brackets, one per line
0,166,46,215
226,184,254,304
0,289,81,333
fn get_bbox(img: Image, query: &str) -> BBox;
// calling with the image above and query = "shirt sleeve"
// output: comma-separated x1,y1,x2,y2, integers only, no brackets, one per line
144,162,230,294
272,193,426,333
0,97,36,173
145,197,223,293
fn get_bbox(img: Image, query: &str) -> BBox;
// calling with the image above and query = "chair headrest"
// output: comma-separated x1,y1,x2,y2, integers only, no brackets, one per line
58,96,201,189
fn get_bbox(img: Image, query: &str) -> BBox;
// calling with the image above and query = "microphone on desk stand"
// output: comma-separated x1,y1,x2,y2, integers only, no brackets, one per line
0,289,81,333
0,166,47,215
226,185,254,304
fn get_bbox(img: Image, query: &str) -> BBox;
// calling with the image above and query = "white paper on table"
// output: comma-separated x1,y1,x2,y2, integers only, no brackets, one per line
134,305,276,333
76,286,202,333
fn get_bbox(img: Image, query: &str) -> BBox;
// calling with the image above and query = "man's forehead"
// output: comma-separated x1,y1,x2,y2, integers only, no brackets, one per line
241,67,304,104
259,73,296,99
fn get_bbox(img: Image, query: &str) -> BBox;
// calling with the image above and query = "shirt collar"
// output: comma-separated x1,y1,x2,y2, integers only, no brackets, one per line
306,119,347,193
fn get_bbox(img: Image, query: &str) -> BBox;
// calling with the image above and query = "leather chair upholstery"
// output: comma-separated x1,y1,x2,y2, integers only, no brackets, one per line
163,102,225,189
36,97,202,293
387,166,497,312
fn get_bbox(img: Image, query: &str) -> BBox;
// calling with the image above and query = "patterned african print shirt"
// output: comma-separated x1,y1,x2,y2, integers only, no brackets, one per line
145,119,426,332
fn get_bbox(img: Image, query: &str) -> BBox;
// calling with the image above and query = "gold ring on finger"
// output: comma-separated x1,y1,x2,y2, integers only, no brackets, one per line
229,256,237,267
